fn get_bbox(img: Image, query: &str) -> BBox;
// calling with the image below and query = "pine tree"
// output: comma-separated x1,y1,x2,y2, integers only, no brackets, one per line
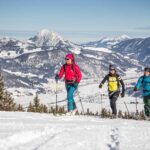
0,72,17,111
123,112,128,119
17,104,24,111
62,106,66,114
0,72,4,91
33,94,40,112
27,102,35,112
4,92,16,111
43,104,48,113
49,106,54,114
38,104,48,113
95,111,99,116
38,104,43,113
140,111,145,120
0,72,5,109
87,108,90,115
101,108,108,118
58,106,63,114
118,110,123,118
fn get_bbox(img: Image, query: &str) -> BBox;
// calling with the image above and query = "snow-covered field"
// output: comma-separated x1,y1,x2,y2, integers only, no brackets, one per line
12,72,144,114
83,47,112,53
0,66,149,150
0,111,150,150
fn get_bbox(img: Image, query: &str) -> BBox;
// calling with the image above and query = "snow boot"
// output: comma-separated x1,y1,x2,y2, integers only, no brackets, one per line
111,114,117,119
66,111,72,116
72,109,77,115
145,116,150,121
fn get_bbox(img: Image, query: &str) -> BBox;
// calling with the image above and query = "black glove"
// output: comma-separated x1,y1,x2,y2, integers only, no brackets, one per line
55,74,59,82
99,84,103,88
133,87,138,92
74,82,79,88
121,92,125,98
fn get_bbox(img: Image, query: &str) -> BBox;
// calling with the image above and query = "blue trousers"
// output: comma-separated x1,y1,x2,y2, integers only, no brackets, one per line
66,84,77,111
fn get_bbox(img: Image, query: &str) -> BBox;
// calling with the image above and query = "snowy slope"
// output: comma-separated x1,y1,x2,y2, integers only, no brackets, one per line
83,47,112,53
12,71,144,115
0,111,150,150
82,35,130,48
112,37,150,66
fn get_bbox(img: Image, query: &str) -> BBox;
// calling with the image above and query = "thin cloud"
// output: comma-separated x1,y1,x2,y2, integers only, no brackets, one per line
135,26,150,30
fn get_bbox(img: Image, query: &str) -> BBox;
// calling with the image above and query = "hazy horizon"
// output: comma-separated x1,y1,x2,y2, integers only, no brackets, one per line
0,29,150,43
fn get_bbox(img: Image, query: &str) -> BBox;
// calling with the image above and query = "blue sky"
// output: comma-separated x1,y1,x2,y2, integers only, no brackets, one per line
0,0,150,42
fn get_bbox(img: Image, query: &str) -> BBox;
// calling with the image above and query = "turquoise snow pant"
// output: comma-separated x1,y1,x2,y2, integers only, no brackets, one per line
143,94,150,117
66,84,77,111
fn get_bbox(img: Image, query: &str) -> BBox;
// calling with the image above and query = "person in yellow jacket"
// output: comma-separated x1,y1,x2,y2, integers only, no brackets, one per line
99,65,125,118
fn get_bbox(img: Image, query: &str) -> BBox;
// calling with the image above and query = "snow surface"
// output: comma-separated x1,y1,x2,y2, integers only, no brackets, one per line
0,50,17,58
12,75,144,114
83,47,112,53
0,111,150,150
6,68,142,114
3,69,37,78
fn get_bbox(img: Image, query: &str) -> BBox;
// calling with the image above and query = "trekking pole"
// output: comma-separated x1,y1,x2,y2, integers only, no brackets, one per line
55,80,58,114
135,92,138,116
77,90,85,114
124,101,130,116
100,93,103,111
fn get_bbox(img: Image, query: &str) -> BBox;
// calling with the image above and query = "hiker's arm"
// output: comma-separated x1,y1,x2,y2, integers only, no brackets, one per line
58,65,65,79
135,76,143,90
119,76,125,94
99,75,108,88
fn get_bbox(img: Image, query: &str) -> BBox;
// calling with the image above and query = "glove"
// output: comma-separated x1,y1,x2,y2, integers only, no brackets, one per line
74,82,79,88
133,87,138,92
55,74,59,82
121,92,125,98
99,84,103,88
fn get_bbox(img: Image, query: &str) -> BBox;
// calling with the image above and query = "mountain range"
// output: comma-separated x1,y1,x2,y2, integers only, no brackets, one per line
0,29,149,94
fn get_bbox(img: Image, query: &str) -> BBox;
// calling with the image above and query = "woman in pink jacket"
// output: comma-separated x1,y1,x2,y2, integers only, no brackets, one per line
55,53,82,115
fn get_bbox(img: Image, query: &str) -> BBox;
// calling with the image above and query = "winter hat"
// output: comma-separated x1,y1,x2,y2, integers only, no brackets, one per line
109,64,116,71
144,67,150,72
65,53,74,62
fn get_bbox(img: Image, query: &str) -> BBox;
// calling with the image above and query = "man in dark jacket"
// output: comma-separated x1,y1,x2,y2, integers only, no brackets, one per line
99,65,125,118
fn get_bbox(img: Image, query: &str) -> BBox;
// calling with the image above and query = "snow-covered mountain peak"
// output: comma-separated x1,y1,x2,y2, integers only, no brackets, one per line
120,34,130,39
82,35,130,48
37,29,62,40
38,29,51,36
0,37,16,43
100,34,130,43
29,29,64,47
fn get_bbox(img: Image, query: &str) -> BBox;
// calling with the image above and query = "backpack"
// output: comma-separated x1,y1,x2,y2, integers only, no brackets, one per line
108,74,120,92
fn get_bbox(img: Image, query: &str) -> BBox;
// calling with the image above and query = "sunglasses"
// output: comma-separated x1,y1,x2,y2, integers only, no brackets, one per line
65,58,70,60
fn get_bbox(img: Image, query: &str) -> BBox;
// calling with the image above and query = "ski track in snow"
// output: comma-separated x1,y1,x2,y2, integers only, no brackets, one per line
0,112,150,150
107,128,120,150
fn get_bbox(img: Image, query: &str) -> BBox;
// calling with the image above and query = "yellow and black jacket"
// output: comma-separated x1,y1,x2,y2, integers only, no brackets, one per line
100,73,125,93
